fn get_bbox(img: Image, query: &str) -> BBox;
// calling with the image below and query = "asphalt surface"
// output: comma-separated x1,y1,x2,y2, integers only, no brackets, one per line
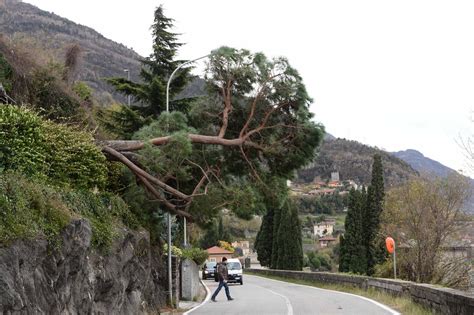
188,274,399,315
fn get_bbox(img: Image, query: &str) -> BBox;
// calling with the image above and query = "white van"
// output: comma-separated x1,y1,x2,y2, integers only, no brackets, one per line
226,258,243,285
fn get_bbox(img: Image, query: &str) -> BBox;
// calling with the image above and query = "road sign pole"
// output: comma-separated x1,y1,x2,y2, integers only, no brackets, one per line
393,242,397,279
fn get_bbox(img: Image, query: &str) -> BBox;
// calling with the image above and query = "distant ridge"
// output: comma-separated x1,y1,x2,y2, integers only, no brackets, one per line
392,149,456,178
297,136,418,188
0,0,142,103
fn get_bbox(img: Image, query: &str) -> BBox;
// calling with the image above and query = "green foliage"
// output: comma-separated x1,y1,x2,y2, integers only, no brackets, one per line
0,54,13,93
199,219,219,249
217,216,232,243
0,172,71,244
255,208,274,267
0,105,107,189
97,104,152,140
339,188,368,274
106,5,191,135
364,154,386,275
275,202,303,270
61,190,135,250
293,193,349,215
339,155,385,275
199,216,233,248
305,251,332,271
30,63,82,122
72,81,93,102
182,247,209,265
163,243,184,256
0,172,137,250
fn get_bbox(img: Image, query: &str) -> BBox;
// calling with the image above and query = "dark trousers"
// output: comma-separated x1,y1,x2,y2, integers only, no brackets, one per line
211,279,231,300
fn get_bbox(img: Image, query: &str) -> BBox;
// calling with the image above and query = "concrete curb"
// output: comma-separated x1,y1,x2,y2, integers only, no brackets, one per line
182,279,211,315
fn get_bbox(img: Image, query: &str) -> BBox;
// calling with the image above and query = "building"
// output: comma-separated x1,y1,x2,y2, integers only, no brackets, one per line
205,246,233,263
328,180,343,188
318,236,337,248
331,171,340,182
309,188,335,196
313,221,335,237
231,240,250,257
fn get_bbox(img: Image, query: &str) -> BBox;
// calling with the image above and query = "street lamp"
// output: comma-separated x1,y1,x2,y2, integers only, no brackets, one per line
165,54,210,307
123,69,131,106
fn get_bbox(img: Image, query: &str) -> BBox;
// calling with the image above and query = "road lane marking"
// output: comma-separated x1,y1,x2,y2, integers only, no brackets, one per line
253,284,294,315
184,278,211,315
248,274,400,315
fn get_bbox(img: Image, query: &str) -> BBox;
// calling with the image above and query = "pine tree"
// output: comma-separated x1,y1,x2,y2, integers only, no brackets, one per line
104,5,191,137
255,208,274,267
364,154,385,275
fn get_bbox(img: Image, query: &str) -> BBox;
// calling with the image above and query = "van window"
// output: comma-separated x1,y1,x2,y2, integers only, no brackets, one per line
227,262,241,270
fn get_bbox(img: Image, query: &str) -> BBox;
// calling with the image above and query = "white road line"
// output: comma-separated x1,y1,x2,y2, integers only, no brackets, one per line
183,279,211,315
249,274,400,315
253,284,294,315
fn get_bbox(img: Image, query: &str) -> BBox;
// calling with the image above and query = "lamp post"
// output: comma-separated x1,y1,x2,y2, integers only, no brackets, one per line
165,54,210,307
124,69,131,106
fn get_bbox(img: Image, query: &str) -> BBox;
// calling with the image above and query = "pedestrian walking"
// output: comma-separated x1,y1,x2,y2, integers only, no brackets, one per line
211,257,234,302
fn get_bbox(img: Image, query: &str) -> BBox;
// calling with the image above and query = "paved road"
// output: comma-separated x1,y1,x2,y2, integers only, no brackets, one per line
188,274,399,315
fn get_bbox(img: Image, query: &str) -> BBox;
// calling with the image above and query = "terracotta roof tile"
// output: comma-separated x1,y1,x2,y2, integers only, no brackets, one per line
206,246,233,254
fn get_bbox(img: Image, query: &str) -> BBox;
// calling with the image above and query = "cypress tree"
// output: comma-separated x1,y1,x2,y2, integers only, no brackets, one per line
217,216,232,243
364,154,385,275
199,220,219,249
338,234,348,272
270,207,282,269
255,208,274,267
275,202,303,270
342,188,367,274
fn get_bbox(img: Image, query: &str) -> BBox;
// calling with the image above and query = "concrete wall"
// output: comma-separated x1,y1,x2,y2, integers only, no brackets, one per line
247,268,474,315
180,259,200,301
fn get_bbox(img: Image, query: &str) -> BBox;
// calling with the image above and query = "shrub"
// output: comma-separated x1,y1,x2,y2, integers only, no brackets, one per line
182,247,209,265
163,243,183,257
0,172,138,251
0,105,107,189
306,251,333,271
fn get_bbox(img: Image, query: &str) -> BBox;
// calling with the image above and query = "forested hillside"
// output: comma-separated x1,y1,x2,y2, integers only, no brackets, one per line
0,0,141,103
297,137,418,187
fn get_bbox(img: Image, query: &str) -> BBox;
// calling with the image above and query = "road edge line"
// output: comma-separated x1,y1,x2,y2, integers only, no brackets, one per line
248,274,400,315
253,284,294,315
183,278,211,315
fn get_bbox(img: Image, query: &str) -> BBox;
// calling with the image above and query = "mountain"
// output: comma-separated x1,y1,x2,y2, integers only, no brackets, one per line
297,137,418,188
0,0,142,103
392,149,457,178
393,149,474,214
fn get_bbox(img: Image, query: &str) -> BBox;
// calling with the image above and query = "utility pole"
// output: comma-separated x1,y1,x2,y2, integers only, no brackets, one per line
165,53,210,306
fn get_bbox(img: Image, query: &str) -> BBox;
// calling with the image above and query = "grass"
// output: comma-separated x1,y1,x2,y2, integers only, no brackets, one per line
245,271,432,315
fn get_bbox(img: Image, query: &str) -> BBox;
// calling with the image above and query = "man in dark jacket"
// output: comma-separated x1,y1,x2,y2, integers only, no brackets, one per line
211,257,234,302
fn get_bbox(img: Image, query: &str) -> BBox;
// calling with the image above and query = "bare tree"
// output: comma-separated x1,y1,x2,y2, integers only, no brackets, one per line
63,44,82,85
382,175,472,287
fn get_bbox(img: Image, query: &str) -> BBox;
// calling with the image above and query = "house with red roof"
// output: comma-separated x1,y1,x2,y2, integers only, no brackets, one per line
206,246,233,263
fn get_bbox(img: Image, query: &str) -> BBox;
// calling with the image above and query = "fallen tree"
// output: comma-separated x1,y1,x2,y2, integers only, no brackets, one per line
101,47,324,222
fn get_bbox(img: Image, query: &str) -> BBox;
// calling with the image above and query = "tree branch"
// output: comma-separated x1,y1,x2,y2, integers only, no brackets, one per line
102,146,190,201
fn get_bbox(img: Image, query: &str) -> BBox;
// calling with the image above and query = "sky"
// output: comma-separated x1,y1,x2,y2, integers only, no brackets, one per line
24,0,474,176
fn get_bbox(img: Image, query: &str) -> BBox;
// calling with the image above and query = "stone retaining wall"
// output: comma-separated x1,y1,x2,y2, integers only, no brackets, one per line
247,268,474,315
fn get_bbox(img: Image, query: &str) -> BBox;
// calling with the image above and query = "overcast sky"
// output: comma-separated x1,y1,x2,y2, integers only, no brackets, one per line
24,0,474,176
